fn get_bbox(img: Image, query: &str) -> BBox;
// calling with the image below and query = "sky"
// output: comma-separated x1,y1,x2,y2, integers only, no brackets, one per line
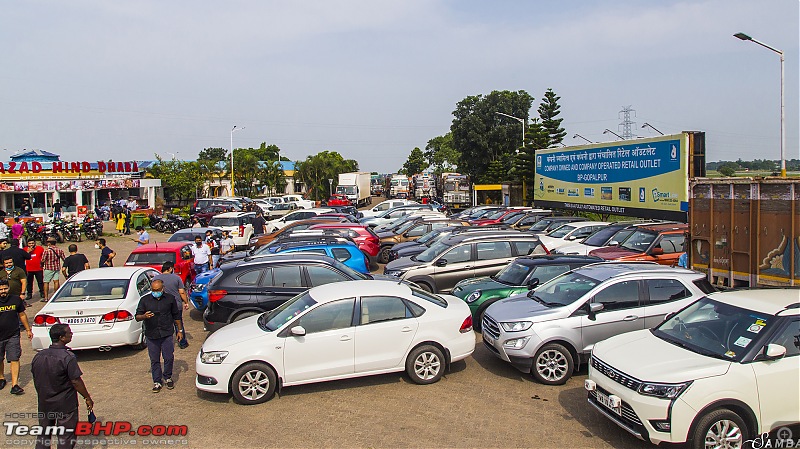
1,0,798,173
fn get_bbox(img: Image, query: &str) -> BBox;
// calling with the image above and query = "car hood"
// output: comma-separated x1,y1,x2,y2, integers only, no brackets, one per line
592,330,732,383
484,293,568,322
452,276,504,296
385,257,426,271
392,241,422,252
589,246,639,260
552,243,592,255
376,230,398,239
203,313,269,349
194,268,220,285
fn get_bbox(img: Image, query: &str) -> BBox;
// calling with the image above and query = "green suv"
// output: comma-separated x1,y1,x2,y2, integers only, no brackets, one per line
452,255,601,331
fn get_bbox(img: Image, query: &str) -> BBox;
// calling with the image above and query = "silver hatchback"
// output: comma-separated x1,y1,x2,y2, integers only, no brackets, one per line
481,263,714,385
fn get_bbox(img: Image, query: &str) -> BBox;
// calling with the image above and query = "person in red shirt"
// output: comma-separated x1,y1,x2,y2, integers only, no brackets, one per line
24,240,44,301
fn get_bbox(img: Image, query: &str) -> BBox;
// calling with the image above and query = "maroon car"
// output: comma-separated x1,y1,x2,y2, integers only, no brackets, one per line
308,223,381,269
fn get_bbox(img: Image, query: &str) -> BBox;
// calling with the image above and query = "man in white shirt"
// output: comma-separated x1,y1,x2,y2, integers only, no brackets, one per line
219,231,235,256
190,235,212,279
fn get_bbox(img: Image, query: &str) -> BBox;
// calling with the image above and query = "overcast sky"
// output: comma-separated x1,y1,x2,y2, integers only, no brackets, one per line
1,0,797,173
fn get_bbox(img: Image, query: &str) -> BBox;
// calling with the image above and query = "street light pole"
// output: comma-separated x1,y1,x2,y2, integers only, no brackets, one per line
573,134,593,144
603,129,624,140
230,126,245,195
641,123,664,136
734,32,786,177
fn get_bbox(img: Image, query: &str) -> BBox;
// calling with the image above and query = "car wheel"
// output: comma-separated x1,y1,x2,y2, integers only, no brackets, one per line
416,282,433,293
532,343,574,385
406,344,445,385
378,246,391,264
690,408,747,449
230,362,277,405
233,311,259,322
133,334,147,350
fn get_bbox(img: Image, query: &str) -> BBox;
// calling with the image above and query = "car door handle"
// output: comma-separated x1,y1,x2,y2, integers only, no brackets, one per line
401,327,413,332
340,335,352,341
464,266,472,269
623,315,639,321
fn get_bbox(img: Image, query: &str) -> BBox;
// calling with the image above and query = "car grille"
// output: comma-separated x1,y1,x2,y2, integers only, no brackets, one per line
482,314,501,341
591,356,642,391
589,386,644,427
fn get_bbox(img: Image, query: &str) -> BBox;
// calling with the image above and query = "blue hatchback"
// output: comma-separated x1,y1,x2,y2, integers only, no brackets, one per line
268,242,370,274
190,268,221,310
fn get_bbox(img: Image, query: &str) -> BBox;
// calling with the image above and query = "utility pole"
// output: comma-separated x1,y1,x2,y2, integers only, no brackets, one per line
619,106,636,140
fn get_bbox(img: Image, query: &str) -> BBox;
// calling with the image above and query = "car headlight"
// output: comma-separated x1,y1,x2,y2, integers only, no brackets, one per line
637,381,692,399
500,321,533,332
465,290,482,303
200,350,229,364
384,270,406,277
503,336,530,349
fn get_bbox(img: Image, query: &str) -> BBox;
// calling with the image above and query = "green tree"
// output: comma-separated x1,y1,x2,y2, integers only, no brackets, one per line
537,88,566,147
424,133,459,178
198,147,227,162
451,90,534,183
147,156,203,204
717,162,738,177
295,151,358,200
401,147,429,175
197,147,228,197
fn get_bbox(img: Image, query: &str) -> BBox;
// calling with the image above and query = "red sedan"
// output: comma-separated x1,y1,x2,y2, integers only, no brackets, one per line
326,194,352,206
470,208,528,226
308,223,380,269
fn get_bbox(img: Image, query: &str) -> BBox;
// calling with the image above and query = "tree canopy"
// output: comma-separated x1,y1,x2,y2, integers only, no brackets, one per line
400,147,428,175
295,151,358,200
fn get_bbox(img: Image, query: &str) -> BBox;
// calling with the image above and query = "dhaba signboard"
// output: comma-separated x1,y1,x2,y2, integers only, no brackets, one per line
0,160,139,175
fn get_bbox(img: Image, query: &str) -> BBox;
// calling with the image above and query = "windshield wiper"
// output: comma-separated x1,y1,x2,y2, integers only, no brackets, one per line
527,293,557,307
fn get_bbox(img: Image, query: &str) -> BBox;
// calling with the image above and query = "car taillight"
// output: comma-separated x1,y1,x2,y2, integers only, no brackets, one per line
542,244,550,255
33,315,60,326
209,290,228,302
239,225,245,236
459,316,473,333
100,310,133,323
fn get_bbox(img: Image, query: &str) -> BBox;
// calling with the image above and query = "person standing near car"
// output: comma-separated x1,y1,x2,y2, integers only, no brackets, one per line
40,238,65,302
96,238,115,268
251,210,266,236
61,244,90,279
219,230,235,257
205,230,221,268
24,240,44,302
190,235,212,278
31,324,93,449
1,238,30,275
135,226,150,247
153,262,190,349
0,279,32,395
135,279,182,392
1,257,27,305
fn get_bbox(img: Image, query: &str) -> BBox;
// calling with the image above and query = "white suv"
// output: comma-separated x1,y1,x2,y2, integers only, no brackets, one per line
208,212,256,249
586,289,799,448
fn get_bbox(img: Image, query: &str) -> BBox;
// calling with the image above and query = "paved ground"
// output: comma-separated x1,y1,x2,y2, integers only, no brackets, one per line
0,218,678,448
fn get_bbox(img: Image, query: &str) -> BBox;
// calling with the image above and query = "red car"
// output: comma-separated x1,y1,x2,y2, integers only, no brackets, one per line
124,242,196,288
471,208,528,226
326,194,352,206
308,223,381,268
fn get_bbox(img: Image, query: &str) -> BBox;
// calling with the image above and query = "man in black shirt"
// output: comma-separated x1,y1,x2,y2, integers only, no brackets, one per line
251,211,266,236
31,324,93,449
0,279,32,395
135,280,182,392
61,244,90,279
1,238,31,275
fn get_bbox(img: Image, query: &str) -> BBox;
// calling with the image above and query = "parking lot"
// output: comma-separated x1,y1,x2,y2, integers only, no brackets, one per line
2,222,662,449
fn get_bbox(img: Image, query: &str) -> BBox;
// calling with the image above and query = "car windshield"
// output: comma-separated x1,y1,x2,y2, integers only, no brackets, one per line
582,226,623,247
485,210,507,220
168,233,203,242
547,225,577,238
652,297,772,362
332,258,369,280
608,229,634,245
528,272,600,307
336,186,357,195
471,209,495,219
51,279,130,302
493,260,533,285
209,217,240,227
415,240,451,263
126,252,176,265
274,203,294,210
502,212,524,224
258,291,318,332
618,229,658,252
394,220,417,234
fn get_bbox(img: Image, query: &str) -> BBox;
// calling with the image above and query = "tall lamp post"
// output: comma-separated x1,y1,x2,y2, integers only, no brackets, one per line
496,111,528,202
328,179,334,200
230,126,245,195
573,134,593,144
641,123,664,135
602,129,623,140
734,32,786,177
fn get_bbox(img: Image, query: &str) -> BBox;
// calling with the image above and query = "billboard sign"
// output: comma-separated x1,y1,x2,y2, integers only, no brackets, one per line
533,133,690,221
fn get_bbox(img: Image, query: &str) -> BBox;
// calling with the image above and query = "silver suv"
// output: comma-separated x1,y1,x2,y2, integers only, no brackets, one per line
482,263,715,385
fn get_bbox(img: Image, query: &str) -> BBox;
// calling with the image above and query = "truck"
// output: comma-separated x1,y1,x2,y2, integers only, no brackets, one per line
389,174,410,199
440,173,470,212
336,172,372,208
689,177,798,288
413,173,436,200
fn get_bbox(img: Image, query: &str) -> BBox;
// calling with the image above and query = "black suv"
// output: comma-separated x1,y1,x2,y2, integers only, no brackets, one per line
203,253,395,331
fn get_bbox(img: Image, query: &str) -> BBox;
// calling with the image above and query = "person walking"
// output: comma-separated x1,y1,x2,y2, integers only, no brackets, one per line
96,238,115,268
1,256,28,305
20,198,32,217
205,230,221,268
251,210,266,236
61,244,90,280
190,235,212,279
41,238,66,302
135,226,150,246
2,238,31,274
24,240,45,301
153,262,190,349
123,207,132,235
135,280,181,392
31,324,93,449
0,279,32,395
52,200,63,221
115,208,125,236
10,218,24,243
219,230,235,257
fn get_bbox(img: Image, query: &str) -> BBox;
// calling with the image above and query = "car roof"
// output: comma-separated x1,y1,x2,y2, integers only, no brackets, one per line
574,262,700,281
68,266,154,280
442,231,534,244
235,253,340,268
310,280,411,303
552,221,609,228
213,211,256,218
636,223,689,232
516,255,604,265
130,242,190,252
173,227,222,234
276,241,354,251
707,289,800,315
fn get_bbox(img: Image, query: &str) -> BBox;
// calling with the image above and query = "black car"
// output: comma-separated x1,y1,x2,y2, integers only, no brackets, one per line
203,253,394,331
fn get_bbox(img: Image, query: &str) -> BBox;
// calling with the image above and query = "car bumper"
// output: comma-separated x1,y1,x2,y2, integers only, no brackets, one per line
480,319,539,373
586,360,695,445
32,321,142,351
447,333,476,363
190,290,208,310
195,355,237,395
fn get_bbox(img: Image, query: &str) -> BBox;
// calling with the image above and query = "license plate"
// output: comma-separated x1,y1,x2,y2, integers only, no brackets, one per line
65,317,97,325
595,390,621,415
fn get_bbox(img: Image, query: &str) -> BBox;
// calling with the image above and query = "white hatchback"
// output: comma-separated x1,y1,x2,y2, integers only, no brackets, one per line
196,280,476,404
31,267,158,351
586,289,800,448
537,221,609,251
264,207,333,233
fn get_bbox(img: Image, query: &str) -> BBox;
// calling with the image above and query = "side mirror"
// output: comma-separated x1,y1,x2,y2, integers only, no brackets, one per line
760,343,787,361
664,312,676,322
650,247,664,256
608,240,619,246
181,251,192,260
567,235,576,241
587,302,603,321
527,278,540,289
290,326,306,337
435,259,448,267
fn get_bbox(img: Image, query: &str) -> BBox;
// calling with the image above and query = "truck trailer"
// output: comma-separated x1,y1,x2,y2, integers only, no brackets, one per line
336,172,372,207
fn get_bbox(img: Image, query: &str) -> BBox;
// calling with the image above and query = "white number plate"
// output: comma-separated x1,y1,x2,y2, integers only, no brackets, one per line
595,390,621,415
65,317,97,325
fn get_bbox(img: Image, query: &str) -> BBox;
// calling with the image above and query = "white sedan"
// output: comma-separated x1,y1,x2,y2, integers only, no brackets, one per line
537,221,609,251
196,280,476,404
31,267,158,351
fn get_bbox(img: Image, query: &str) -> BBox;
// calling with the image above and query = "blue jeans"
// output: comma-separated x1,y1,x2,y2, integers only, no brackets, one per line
146,336,174,383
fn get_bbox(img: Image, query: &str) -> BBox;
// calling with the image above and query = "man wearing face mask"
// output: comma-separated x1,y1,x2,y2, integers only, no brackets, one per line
135,280,181,393
96,239,115,268
134,226,150,247
190,236,212,279
0,257,27,304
